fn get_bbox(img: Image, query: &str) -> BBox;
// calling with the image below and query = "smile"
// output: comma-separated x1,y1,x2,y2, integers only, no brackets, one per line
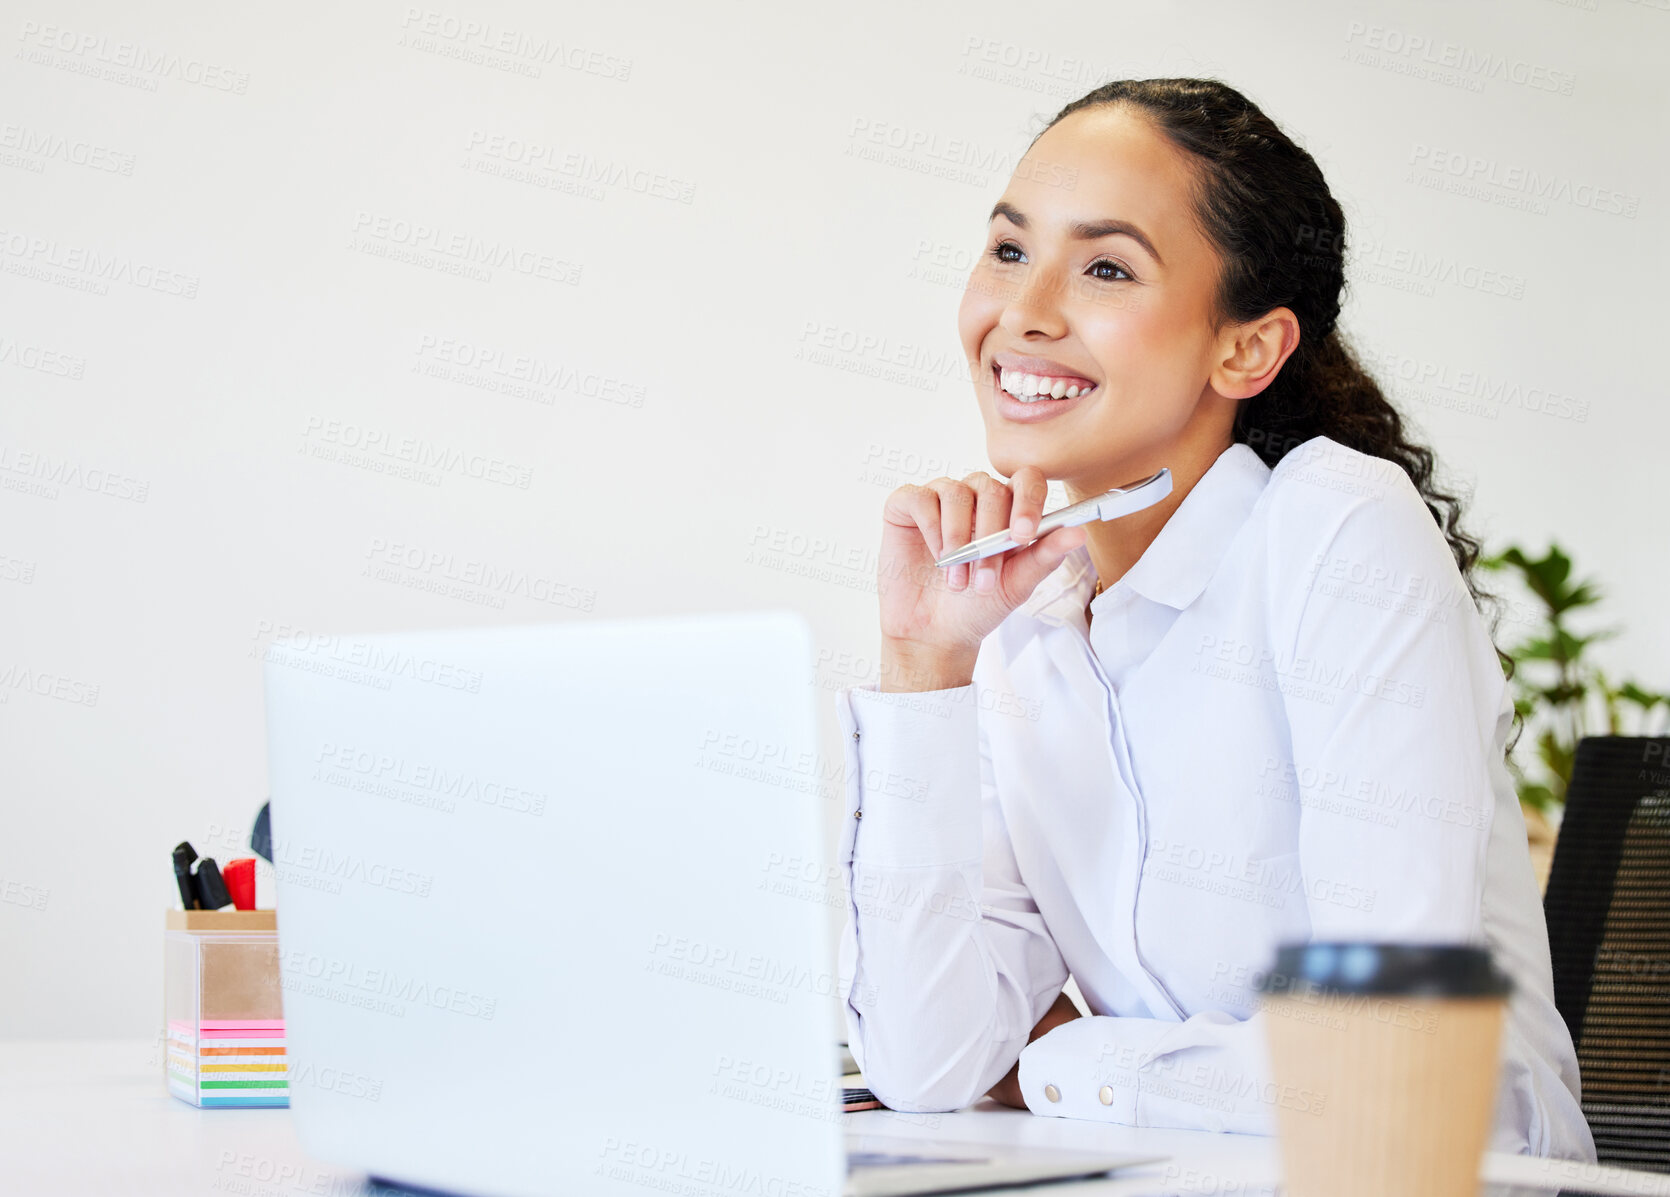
992,364,1098,404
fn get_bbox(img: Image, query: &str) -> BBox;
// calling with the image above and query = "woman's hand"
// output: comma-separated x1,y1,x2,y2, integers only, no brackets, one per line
987,990,1084,1109
877,466,1086,692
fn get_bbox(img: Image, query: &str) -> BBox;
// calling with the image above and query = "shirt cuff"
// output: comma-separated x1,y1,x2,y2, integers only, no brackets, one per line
834,682,981,869
1017,1016,1174,1126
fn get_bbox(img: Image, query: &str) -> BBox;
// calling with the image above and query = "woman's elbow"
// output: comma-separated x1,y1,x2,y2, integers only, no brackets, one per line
851,1026,1009,1114
864,1066,982,1114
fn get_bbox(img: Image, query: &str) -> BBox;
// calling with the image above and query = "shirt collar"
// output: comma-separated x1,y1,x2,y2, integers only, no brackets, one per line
1017,443,1272,626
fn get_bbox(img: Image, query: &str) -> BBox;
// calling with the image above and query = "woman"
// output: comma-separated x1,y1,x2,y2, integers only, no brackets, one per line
835,77,1594,1160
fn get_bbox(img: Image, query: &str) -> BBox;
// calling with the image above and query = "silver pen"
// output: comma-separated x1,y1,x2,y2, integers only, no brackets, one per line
934,468,1173,569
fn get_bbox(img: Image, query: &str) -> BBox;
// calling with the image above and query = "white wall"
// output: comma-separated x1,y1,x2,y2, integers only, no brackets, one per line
2,0,1665,1040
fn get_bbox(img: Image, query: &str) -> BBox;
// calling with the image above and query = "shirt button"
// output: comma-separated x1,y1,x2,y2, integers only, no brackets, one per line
1098,1085,1114,1105
852,730,860,740
1043,1084,1060,1103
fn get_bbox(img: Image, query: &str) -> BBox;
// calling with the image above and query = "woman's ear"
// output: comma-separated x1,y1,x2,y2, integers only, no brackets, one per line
1211,307,1301,401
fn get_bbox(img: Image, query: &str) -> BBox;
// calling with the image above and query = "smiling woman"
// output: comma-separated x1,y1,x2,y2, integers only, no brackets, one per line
835,77,1596,1163
955,80,1478,610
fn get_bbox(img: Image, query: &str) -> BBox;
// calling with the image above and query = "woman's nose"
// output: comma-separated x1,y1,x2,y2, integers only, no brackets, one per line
997,270,1069,340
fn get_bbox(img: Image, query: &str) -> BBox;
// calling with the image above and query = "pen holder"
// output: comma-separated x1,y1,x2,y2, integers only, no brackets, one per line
163,909,289,1108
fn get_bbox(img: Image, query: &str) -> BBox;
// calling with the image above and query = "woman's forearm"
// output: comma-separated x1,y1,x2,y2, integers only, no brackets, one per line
837,684,1069,1111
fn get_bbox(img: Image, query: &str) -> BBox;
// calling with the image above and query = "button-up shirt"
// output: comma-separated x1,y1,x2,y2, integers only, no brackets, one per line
834,436,1595,1160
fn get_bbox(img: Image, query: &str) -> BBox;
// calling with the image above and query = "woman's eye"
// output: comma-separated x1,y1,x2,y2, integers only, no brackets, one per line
986,242,1132,282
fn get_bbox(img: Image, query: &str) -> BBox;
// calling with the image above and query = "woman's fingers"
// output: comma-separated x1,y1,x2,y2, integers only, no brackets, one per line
1007,466,1049,542
883,469,1068,607
962,472,1013,595
924,477,976,591
880,483,953,591
1000,524,1085,605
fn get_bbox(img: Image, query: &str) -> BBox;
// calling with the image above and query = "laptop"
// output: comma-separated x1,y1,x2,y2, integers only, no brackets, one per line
262,610,1161,1196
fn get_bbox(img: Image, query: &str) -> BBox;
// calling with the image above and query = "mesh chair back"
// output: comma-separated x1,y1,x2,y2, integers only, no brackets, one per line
1544,736,1670,1172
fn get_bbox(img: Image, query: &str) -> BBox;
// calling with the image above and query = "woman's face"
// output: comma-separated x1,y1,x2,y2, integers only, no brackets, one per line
957,104,1239,495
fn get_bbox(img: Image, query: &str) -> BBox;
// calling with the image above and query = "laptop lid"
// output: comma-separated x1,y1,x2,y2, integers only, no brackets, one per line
264,611,843,1197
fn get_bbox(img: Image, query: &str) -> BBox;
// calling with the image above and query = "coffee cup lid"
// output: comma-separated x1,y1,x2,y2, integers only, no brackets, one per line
1256,942,1513,998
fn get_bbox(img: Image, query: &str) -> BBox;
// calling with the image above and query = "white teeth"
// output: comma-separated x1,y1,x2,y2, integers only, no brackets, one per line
997,367,1095,403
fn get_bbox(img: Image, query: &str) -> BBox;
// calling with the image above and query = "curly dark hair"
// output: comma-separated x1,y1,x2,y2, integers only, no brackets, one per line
1032,78,1493,616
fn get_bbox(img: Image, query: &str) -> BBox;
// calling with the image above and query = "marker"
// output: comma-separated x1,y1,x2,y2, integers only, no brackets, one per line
172,842,200,910
223,858,256,911
193,858,231,911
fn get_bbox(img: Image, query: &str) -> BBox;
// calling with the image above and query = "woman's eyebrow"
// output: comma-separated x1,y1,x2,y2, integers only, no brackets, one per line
989,200,1165,267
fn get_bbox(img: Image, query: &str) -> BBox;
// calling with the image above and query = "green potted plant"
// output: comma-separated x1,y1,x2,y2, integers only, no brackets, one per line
1481,544,1670,888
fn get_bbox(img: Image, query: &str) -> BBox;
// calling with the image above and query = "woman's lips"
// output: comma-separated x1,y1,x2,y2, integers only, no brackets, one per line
991,363,1095,423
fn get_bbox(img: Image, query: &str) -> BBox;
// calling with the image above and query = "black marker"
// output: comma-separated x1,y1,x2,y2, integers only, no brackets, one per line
193,857,232,911
172,842,200,910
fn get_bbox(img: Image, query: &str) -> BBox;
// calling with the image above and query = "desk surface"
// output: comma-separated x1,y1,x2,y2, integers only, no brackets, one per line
4,1040,1665,1197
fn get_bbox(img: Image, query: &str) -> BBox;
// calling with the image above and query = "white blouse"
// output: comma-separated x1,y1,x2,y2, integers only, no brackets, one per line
834,435,1595,1161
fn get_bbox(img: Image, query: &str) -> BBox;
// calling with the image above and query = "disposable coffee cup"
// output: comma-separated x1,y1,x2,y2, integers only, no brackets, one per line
1257,942,1512,1197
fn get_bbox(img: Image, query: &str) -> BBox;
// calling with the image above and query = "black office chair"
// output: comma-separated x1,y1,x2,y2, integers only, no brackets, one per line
1543,736,1670,1173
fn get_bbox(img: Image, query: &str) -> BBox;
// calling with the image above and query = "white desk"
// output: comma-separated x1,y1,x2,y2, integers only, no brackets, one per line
5,1040,1666,1197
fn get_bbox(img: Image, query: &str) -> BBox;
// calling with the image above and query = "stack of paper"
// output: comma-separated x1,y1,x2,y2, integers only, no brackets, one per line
166,1018,289,1108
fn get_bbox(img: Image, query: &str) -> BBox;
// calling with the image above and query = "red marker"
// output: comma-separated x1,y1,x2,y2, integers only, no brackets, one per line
223,858,257,911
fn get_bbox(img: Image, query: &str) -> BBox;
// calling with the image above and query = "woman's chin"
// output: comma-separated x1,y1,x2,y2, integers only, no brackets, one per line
986,440,1068,483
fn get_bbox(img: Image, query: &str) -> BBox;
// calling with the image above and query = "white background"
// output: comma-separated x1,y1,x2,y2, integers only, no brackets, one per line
2,0,1665,1039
